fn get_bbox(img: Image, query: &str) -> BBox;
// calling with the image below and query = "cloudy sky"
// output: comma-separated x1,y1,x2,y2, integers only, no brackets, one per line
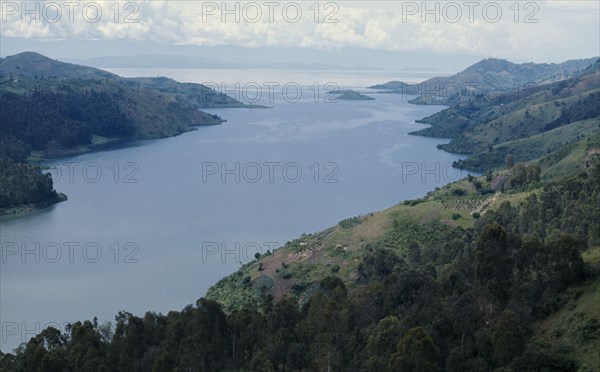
1,0,598,65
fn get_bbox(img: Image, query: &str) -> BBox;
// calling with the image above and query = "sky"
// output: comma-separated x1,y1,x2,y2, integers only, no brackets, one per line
0,1,599,68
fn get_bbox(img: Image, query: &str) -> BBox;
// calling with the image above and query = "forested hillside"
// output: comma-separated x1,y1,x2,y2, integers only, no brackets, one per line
0,52,245,214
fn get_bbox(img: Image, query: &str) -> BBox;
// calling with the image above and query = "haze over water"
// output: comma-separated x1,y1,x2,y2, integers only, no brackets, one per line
0,69,468,351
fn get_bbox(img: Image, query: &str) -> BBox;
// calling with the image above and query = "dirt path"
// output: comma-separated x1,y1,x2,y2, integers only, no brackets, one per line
472,192,500,216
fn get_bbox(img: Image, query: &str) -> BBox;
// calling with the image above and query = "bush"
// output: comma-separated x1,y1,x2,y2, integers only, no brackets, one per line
339,216,363,229
452,188,467,196
577,317,600,340
277,269,291,279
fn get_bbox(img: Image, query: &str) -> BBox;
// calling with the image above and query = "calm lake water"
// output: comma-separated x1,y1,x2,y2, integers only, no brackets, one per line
0,69,467,351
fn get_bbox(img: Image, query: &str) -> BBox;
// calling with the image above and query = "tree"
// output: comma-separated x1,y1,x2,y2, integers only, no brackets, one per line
474,223,513,305
358,247,405,281
491,310,525,366
505,153,514,168
546,235,584,288
365,316,403,370
390,327,438,372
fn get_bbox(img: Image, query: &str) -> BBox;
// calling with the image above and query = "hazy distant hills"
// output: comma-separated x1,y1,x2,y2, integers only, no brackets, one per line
71,54,377,71
0,37,482,71
75,54,237,69
370,57,598,104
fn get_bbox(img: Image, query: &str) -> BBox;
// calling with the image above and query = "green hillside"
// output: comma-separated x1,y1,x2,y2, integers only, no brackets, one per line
408,59,600,173
437,89,599,155
456,120,599,171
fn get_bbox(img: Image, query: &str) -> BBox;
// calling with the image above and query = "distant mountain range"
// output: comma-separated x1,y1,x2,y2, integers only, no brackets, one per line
68,54,382,71
370,57,598,104
1,38,478,71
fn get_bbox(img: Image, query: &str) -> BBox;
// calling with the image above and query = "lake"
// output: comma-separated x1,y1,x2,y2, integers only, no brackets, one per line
0,69,467,351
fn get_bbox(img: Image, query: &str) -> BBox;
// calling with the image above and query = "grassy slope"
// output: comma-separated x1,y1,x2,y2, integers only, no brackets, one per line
206,175,525,310
206,71,600,312
456,118,600,170
539,132,600,180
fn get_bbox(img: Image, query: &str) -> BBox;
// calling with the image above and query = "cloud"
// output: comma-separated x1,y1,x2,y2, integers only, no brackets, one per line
1,0,598,61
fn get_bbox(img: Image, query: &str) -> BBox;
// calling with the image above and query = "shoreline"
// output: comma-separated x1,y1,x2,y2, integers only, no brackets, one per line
2,104,266,219
4,117,228,219
30,118,226,162
0,193,67,220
